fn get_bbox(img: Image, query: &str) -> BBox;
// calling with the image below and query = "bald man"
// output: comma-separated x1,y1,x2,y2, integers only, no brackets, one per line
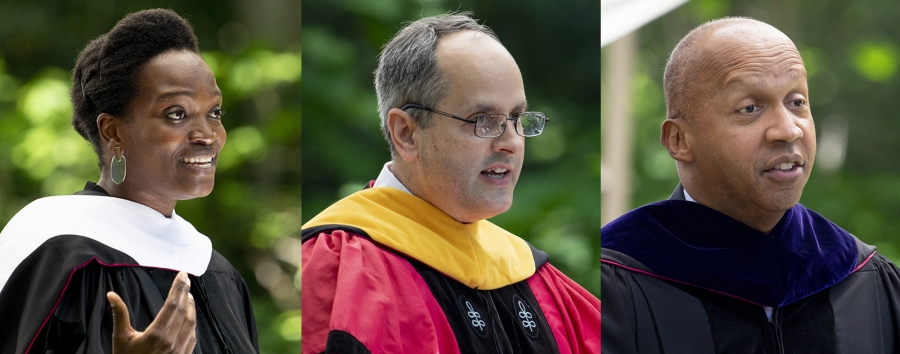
601,18,900,353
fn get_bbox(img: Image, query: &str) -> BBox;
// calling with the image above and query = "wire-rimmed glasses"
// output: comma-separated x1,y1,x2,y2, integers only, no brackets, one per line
401,103,549,138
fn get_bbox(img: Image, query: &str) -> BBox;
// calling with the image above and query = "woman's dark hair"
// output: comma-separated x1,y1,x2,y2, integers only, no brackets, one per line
71,9,199,167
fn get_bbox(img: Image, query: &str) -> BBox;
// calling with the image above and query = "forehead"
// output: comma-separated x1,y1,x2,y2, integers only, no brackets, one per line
135,49,218,95
695,24,805,86
436,31,515,79
434,31,526,109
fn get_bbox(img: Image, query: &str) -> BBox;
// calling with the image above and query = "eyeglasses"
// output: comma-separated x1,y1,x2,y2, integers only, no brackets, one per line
401,103,549,138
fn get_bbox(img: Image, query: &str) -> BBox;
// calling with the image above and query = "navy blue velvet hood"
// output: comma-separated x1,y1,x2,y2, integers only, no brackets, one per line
601,198,859,307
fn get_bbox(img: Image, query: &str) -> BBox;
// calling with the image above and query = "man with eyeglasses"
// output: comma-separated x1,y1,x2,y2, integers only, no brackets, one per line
301,12,599,354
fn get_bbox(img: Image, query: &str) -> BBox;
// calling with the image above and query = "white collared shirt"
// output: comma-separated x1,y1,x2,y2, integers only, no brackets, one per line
683,188,697,203
373,161,412,194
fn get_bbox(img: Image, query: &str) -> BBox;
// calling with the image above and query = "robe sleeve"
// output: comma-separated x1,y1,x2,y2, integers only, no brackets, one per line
1,236,258,354
526,262,601,354
0,235,161,354
870,254,900,351
199,251,261,353
600,261,639,354
301,230,460,354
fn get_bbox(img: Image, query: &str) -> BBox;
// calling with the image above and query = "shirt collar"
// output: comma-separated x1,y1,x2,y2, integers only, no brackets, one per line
683,187,697,203
373,161,412,194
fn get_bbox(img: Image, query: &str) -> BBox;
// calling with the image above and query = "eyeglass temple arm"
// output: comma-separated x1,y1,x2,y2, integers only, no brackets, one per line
401,104,477,124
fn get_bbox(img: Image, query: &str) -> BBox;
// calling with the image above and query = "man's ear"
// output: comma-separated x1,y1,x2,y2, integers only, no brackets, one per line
387,108,419,163
97,113,123,155
660,118,693,163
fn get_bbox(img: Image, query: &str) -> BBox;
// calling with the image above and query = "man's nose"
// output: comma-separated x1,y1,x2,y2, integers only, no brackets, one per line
492,119,525,154
765,106,804,143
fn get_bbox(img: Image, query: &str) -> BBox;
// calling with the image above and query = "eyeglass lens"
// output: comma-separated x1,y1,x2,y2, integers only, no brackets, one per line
520,113,546,136
475,113,546,137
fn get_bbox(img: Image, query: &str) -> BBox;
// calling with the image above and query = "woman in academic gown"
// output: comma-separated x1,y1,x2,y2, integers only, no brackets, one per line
0,9,258,354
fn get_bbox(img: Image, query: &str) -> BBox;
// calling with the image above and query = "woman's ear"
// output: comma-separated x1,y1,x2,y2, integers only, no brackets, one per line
387,108,419,163
97,113,123,154
661,118,694,162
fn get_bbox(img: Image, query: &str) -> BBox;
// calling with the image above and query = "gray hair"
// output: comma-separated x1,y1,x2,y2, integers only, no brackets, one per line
374,11,499,157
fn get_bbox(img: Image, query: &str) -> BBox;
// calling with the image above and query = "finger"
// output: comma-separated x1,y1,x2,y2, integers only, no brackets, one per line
177,293,198,354
164,272,191,333
147,271,192,334
107,291,135,339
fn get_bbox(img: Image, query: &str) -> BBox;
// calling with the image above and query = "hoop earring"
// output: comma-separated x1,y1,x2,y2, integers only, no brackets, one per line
111,146,126,185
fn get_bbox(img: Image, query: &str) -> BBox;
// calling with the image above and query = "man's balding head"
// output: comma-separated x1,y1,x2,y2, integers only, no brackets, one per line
663,18,800,121
659,18,815,233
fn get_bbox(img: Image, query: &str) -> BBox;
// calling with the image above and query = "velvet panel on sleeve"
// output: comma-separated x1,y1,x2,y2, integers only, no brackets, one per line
301,230,460,354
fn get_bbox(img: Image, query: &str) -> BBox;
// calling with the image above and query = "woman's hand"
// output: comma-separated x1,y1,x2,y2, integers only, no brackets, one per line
106,271,197,354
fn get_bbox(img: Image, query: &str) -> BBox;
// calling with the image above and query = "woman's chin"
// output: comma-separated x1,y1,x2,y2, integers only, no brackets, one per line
158,178,216,201
180,182,216,200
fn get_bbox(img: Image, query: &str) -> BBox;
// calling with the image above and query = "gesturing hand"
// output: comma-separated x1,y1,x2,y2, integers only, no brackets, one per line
106,271,198,354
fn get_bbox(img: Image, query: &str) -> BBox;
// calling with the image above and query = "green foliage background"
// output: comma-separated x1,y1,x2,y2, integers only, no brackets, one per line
302,0,601,297
0,1,300,352
602,0,900,263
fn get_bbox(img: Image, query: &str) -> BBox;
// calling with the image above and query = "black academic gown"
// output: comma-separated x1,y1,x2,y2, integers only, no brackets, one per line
0,183,258,353
601,185,900,354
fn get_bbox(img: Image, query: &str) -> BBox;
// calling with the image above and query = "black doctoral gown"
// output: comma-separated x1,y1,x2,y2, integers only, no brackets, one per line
601,185,900,354
0,183,259,353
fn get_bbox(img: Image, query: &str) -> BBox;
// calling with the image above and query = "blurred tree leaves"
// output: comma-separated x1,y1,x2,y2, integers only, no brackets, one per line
302,0,600,296
852,41,899,82
0,1,300,352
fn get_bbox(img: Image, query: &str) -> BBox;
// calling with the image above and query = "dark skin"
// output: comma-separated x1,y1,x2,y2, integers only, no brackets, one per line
97,49,225,217
96,49,226,353
660,21,815,233
107,272,197,354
